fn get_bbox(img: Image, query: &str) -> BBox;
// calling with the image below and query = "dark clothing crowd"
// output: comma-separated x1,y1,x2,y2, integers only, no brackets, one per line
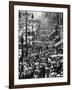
19,42,63,79
19,24,63,79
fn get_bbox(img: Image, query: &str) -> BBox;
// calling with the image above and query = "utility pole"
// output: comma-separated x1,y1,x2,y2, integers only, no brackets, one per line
25,11,28,57
31,13,34,45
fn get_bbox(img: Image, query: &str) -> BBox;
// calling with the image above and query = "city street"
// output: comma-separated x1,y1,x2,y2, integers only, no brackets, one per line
19,11,63,79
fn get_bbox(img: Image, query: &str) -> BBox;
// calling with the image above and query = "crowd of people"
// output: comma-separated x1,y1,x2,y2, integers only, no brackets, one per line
19,21,63,79
19,40,63,79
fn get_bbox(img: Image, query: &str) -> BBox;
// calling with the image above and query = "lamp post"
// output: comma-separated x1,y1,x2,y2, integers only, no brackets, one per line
31,13,34,45
25,11,28,57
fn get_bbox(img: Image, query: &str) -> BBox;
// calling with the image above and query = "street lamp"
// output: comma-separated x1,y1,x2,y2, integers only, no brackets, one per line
25,11,28,57
31,13,34,45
